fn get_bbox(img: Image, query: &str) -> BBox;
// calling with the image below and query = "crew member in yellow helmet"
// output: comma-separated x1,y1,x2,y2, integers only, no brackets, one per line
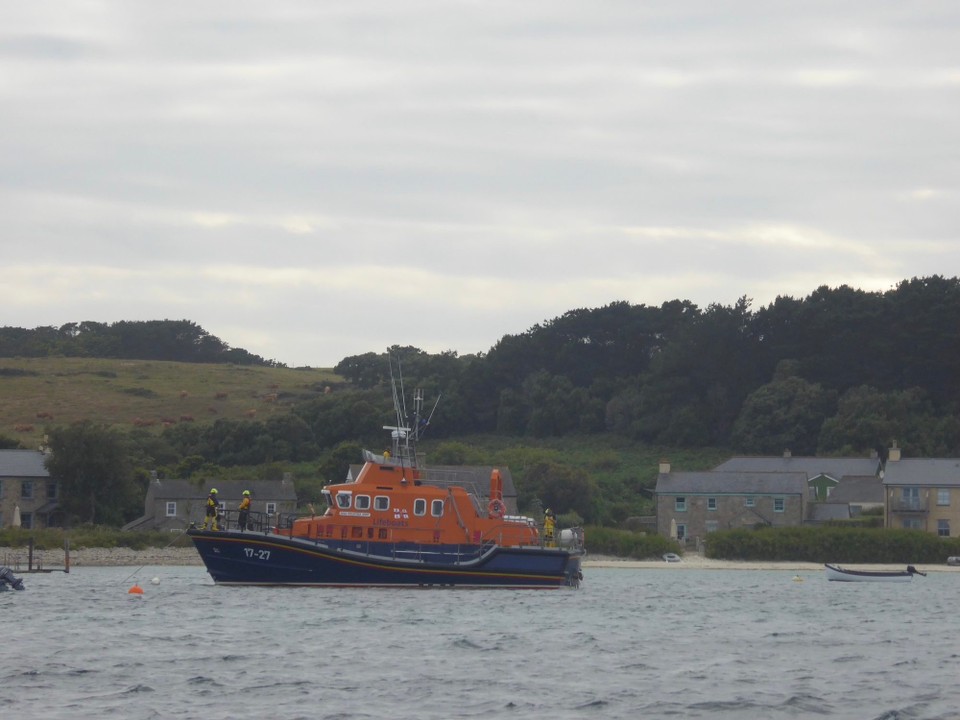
202,488,220,531
237,490,252,531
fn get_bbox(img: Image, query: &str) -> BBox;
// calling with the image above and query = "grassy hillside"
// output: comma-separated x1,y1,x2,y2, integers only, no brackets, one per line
0,357,339,449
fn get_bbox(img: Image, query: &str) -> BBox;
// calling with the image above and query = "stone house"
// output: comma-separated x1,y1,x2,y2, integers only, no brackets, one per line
655,460,808,544
122,473,298,532
0,449,61,530
882,446,960,537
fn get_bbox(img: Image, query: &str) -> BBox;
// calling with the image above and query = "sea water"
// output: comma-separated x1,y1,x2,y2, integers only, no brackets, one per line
2,565,959,719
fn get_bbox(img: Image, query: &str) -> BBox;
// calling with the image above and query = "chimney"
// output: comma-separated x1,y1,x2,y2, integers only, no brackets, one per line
783,449,792,458
150,470,159,483
283,472,292,484
659,459,671,474
888,441,901,463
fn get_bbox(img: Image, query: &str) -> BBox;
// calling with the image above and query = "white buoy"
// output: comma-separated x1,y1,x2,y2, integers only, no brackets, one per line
151,577,160,585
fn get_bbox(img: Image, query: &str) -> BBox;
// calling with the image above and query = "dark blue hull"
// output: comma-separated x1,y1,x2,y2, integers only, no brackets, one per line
187,529,583,588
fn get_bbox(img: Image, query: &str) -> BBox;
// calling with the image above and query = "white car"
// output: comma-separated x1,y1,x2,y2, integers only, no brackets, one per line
662,553,681,563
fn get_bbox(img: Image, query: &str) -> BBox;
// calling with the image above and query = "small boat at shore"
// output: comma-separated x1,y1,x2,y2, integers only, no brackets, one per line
187,376,585,589
824,563,925,583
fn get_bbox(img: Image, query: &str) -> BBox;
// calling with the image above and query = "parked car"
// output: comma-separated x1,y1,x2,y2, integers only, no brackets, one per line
662,553,681,563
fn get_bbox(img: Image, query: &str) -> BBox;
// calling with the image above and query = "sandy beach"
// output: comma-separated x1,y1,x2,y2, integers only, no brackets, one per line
3,545,956,574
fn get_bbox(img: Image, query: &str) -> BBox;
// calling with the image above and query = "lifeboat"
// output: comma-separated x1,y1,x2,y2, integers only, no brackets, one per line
187,385,585,589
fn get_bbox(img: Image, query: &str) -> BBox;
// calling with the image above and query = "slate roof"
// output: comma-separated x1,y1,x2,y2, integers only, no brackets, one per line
656,471,808,496
882,458,960,487
829,476,884,504
0,450,50,478
714,456,881,480
146,478,297,501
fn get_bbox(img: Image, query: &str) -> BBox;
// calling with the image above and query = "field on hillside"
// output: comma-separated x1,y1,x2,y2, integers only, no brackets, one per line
0,357,339,448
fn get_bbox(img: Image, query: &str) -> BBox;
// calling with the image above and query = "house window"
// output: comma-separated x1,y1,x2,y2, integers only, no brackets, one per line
707,497,717,511
336,492,352,509
705,520,719,533
46,481,58,499
937,489,950,506
21,481,34,499
675,497,686,512
355,495,371,510
0,479,4,498
413,498,427,516
21,512,34,529
745,496,755,507
903,518,922,530
938,519,950,537
431,499,444,517
265,502,277,515
374,496,389,511
676,523,686,541
165,502,177,517
901,487,920,510
774,498,785,513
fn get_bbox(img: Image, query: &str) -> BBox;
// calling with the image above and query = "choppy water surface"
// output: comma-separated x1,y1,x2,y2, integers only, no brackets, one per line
2,565,959,719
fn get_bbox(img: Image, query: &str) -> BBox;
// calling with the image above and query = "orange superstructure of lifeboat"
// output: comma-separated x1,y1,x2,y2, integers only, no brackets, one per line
282,454,541,549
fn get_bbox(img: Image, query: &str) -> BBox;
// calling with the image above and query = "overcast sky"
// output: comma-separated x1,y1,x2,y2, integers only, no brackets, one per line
2,2,957,367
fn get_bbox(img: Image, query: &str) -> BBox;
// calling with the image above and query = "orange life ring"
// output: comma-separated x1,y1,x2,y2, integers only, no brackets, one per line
488,498,505,518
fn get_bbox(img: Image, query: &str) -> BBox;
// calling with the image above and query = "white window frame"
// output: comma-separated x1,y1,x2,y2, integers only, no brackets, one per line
707,497,717,511
938,519,950,537
374,495,389,511
773,497,785,513
265,502,277,515
355,495,371,510
336,492,353,509
431,499,444,517
675,497,686,512
937,489,950,506
165,501,177,517
414,498,427,516
745,496,755,507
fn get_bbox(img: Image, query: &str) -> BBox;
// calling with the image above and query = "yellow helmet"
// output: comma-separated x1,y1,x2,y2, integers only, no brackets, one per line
210,488,218,494
243,490,251,496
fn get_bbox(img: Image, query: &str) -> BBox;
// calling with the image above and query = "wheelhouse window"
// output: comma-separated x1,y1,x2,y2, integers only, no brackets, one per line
707,497,717,511
431,499,444,517
374,496,390,511
355,495,371,510
336,492,352,509
773,498,785,512
165,502,177,517
414,499,427,516
675,497,686,512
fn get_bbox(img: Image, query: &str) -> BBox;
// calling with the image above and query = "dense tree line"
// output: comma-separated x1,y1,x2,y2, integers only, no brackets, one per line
337,276,960,457
0,320,280,366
